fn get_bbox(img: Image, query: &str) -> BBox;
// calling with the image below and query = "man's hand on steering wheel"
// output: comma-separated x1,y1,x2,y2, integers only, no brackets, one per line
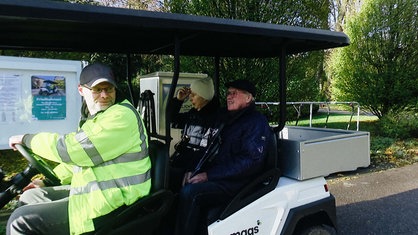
9,135,61,186
9,135,24,150
23,179,45,191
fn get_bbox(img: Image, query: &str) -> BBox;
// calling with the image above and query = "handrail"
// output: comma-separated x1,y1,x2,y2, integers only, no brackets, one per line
256,101,361,131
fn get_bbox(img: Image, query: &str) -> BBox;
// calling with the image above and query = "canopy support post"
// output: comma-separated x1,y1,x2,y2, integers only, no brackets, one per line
276,47,287,132
165,37,181,146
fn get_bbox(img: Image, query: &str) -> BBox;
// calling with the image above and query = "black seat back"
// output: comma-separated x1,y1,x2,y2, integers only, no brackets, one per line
93,140,173,235
148,140,169,192
264,130,279,174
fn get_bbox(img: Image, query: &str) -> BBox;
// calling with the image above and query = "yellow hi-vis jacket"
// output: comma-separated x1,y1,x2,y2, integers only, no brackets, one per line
23,100,151,234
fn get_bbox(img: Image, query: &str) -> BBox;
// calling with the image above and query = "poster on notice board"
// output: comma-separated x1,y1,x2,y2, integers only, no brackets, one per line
31,75,66,120
0,56,82,149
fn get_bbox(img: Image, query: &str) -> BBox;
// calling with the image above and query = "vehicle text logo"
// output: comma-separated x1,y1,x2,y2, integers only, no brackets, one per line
230,220,260,235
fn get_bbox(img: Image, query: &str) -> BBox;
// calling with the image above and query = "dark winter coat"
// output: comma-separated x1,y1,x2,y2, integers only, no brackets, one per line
204,103,272,195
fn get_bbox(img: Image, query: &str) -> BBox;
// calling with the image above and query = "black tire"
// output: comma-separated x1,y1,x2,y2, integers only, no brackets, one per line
299,224,336,235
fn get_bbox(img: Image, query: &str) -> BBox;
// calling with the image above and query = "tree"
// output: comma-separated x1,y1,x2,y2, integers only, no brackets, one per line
164,0,331,111
1,0,334,112
329,0,363,31
1,0,169,105
88,0,163,11
327,0,418,118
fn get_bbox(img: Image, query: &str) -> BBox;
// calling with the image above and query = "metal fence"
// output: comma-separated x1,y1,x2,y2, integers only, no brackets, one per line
255,101,361,131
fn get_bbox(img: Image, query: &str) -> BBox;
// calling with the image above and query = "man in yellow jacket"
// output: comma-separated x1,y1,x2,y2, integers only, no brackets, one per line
7,63,151,235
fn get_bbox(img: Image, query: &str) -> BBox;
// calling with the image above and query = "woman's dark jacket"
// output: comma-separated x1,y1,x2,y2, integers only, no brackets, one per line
169,97,221,170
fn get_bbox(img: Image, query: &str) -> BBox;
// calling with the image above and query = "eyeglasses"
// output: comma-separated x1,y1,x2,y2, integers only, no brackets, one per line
82,85,115,94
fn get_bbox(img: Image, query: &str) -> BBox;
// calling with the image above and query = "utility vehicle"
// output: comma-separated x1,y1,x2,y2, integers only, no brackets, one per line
0,1,370,234
38,80,59,96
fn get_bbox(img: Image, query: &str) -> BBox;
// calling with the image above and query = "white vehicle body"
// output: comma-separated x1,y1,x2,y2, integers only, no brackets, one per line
209,177,331,235
207,126,369,235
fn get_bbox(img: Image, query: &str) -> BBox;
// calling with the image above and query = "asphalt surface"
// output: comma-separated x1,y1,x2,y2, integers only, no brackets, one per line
328,163,418,235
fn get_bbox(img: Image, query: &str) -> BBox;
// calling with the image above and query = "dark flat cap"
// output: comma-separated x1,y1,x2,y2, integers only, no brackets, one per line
225,79,256,97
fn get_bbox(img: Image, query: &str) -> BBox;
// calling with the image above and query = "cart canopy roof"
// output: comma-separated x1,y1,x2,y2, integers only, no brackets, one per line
0,0,349,57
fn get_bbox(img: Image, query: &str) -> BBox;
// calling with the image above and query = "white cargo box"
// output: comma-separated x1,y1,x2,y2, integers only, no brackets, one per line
278,126,370,180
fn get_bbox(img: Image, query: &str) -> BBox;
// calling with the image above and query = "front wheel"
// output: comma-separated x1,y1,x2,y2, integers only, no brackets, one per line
298,224,336,235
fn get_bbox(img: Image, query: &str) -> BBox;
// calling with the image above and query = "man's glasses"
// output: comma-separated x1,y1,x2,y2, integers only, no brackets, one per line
82,85,115,94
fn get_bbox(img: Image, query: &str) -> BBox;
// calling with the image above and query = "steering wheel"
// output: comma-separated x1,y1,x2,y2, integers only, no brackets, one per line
15,144,61,186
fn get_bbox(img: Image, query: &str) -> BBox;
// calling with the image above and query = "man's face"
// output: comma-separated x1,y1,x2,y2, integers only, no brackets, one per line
78,82,116,115
226,87,252,111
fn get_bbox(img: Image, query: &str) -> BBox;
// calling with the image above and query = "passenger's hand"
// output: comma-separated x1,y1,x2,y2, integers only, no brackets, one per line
182,172,192,186
23,179,45,191
187,172,208,184
177,87,191,101
8,135,24,150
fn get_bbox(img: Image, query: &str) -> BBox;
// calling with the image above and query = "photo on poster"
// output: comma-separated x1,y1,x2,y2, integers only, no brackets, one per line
31,75,66,120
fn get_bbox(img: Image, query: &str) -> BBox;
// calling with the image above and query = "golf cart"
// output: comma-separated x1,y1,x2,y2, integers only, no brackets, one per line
0,1,370,234
38,80,58,96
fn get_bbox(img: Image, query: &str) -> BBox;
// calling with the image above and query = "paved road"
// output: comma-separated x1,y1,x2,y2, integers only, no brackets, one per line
327,163,418,235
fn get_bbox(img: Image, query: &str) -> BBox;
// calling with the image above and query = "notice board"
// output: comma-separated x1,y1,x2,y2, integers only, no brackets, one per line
0,56,82,149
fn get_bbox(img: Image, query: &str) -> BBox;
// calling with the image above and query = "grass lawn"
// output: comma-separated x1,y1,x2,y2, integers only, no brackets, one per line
286,111,379,131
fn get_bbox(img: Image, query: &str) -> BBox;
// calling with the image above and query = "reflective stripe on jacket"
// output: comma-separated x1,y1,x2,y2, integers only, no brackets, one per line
24,100,151,234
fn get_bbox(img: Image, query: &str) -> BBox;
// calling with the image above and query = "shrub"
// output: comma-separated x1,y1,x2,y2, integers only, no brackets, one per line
377,106,418,139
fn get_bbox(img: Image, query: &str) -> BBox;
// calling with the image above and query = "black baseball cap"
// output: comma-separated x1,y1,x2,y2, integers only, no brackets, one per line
225,79,256,97
80,63,117,87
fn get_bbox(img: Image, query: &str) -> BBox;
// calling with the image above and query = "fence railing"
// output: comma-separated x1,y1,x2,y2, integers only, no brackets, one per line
255,101,361,131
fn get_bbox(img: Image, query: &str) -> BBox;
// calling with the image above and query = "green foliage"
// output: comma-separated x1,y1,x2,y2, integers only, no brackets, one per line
1,0,334,108
328,0,418,118
370,136,418,170
164,0,331,108
376,106,418,139
0,150,27,176
287,52,325,102
166,0,330,28
69,0,162,11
